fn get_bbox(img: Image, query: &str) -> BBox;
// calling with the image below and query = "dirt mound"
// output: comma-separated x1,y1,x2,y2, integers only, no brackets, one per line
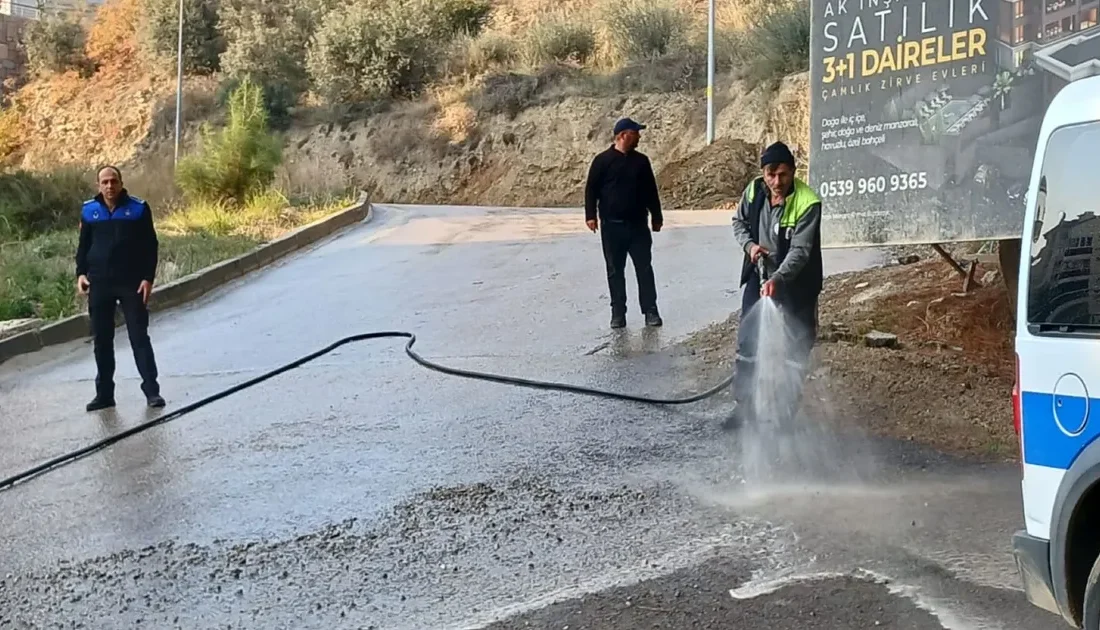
820,257,1013,373
281,75,811,209
657,137,758,210
683,256,1019,462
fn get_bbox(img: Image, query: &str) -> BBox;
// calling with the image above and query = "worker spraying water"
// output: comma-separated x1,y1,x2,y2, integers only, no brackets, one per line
725,142,824,431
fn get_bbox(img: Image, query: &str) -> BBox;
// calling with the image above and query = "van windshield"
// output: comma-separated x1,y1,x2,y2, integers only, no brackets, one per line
1027,121,1100,329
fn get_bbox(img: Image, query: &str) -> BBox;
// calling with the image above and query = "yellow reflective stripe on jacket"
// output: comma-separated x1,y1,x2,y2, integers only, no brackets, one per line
780,178,820,228
746,176,820,228
745,177,761,205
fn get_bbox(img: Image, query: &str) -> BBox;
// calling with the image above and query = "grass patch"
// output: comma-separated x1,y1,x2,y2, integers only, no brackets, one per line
600,0,688,63
521,14,596,67
0,192,356,322
159,189,351,239
0,231,259,320
0,168,93,241
726,0,810,89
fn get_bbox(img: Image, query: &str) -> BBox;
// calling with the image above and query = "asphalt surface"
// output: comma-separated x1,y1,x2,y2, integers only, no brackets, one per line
0,204,1057,630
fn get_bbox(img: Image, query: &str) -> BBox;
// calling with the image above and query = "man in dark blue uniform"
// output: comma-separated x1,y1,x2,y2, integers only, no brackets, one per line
76,165,166,411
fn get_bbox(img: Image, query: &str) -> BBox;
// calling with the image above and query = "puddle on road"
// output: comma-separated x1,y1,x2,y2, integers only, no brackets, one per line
728,568,1001,630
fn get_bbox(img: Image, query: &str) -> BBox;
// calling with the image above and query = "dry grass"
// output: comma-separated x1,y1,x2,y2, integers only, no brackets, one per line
159,189,354,240
0,106,26,168
274,156,358,205
442,32,519,79
431,84,479,143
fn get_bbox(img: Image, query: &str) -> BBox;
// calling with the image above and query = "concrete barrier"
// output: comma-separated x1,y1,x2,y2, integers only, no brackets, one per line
36,314,91,347
0,193,373,365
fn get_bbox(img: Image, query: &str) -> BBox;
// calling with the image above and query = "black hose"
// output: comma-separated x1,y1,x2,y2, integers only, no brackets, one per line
0,331,732,493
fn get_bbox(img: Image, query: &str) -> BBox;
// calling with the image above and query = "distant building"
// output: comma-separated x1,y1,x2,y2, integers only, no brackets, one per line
1029,211,1100,325
0,0,103,20
995,0,1100,71
0,0,40,19
1034,27,1100,83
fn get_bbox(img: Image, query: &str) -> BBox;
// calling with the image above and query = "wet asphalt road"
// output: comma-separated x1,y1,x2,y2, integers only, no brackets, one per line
0,204,1057,629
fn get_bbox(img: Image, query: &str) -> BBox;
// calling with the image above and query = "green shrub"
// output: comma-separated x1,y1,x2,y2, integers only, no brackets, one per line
307,0,454,102
141,0,224,75
732,0,810,87
219,0,335,113
176,77,283,205
0,169,91,241
440,0,494,36
22,10,89,75
602,0,688,62
216,76,296,131
522,16,596,67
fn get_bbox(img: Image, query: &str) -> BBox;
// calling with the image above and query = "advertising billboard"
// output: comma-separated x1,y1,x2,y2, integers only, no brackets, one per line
809,0,1100,247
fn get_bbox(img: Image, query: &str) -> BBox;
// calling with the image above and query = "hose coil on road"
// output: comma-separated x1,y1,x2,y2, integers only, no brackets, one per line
0,332,732,493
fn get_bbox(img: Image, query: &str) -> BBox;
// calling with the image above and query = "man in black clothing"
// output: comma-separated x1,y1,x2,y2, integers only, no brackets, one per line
76,165,166,412
584,117,664,329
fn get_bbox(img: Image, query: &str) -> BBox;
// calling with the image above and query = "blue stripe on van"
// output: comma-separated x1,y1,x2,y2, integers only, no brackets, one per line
1022,391,1100,470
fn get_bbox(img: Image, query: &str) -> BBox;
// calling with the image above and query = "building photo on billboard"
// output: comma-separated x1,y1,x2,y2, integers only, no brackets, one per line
809,0,1099,247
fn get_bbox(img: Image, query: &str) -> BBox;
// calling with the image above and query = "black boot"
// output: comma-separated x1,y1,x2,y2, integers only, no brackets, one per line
645,310,663,327
86,395,116,412
721,400,751,431
147,394,166,408
610,312,626,329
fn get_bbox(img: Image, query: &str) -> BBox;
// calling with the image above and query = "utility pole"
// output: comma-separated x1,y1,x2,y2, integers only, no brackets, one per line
173,0,184,166
706,0,715,145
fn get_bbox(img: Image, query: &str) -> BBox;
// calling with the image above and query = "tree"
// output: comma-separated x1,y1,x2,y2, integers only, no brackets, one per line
176,77,283,205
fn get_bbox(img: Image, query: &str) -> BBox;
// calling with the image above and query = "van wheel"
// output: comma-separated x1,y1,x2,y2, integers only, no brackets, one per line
1084,554,1100,630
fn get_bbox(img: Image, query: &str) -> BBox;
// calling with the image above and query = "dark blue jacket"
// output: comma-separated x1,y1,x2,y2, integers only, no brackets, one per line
75,190,159,286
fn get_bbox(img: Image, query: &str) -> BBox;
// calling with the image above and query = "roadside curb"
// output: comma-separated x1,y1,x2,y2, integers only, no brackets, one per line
0,192,373,366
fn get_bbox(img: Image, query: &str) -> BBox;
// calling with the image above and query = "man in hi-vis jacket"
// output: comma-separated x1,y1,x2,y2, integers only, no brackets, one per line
727,142,824,430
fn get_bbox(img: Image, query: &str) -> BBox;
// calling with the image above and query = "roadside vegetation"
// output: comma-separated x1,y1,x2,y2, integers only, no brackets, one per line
0,0,809,326
0,0,810,165
0,79,354,323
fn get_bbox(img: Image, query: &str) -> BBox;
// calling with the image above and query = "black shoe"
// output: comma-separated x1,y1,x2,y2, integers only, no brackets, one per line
147,394,166,408
645,311,663,327
610,313,626,329
721,403,750,432
722,413,747,432
86,396,116,412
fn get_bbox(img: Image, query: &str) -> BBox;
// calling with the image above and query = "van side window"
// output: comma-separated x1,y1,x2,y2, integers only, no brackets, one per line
1027,121,1100,328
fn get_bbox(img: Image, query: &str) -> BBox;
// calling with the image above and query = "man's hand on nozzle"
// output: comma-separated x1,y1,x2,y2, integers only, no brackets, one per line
586,219,598,233
761,278,778,298
749,244,768,263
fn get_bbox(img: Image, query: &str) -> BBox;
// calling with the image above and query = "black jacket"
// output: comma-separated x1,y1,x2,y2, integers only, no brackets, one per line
584,146,663,225
75,190,159,287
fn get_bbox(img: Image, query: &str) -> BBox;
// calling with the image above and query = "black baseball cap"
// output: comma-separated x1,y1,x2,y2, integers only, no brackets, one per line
613,118,646,135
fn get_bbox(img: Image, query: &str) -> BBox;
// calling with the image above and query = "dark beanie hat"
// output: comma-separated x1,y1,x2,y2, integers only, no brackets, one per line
760,142,795,168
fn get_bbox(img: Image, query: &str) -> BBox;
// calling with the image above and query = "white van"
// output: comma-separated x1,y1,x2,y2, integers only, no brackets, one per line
1013,73,1100,629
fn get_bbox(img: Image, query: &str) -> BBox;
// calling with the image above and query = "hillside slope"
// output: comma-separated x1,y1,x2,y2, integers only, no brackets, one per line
267,72,812,208
0,0,808,207
7,67,811,209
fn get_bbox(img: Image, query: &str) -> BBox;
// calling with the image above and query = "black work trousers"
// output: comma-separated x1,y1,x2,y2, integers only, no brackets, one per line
600,219,658,315
732,270,817,424
88,282,160,399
